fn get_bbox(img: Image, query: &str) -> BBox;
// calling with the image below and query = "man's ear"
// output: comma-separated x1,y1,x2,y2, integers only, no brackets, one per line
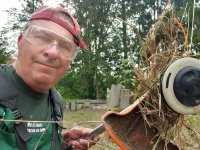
18,33,23,42
17,33,24,50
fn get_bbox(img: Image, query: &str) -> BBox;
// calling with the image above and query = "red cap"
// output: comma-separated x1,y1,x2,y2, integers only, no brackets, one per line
29,5,87,50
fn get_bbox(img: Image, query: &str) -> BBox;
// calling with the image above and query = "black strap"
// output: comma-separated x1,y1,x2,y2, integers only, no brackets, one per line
50,89,64,150
0,69,63,150
0,98,32,150
50,89,63,122
14,123,32,150
14,126,29,150
0,69,31,150
15,123,32,142
0,68,18,100
51,120,59,150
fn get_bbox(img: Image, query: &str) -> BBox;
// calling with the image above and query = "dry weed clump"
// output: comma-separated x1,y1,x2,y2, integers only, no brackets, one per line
129,4,199,149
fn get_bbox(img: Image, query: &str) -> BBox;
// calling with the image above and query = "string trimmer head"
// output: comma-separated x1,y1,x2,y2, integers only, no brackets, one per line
100,57,200,150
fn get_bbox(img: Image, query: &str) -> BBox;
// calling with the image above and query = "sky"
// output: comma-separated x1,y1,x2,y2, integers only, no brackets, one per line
0,0,66,28
0,1,21,28
0,0,64,54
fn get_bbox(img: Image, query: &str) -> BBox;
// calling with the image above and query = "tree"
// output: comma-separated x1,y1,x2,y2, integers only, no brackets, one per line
58,0,170,99
2,0,200,100
0,0,44,57
0,28,12,63
174,0,200,54
59,0,118,99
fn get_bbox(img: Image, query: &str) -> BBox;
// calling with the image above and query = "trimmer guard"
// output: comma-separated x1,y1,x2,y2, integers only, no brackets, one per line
101,100,179,150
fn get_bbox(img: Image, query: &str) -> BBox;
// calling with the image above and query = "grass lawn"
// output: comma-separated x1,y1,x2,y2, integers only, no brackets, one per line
63,108,200,150
63,109,120,150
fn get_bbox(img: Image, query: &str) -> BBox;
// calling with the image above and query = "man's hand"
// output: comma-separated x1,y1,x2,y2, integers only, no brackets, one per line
62,126,100,150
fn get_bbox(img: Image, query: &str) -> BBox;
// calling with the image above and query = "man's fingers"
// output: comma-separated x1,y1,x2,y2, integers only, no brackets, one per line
70,139,89,150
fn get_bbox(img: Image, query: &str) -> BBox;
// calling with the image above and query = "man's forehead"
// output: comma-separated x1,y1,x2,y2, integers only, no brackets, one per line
29,25,76,45
29,19,74,40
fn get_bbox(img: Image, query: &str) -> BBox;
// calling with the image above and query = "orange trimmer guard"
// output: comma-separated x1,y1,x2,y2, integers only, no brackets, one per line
101,102,179,150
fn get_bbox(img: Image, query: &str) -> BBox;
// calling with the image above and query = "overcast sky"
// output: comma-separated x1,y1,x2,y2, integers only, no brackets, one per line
0,0,66,28
0,1,21,28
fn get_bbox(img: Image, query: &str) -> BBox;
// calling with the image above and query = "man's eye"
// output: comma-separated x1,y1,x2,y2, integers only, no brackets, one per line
35,34,50,42
60,43,71,52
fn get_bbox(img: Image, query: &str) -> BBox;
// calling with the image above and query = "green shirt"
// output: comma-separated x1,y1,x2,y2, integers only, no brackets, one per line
0,64,62,150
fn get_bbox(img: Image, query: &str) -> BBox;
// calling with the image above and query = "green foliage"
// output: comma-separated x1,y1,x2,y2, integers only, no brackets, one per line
0,49,11,64
116,59,136,90
61,0,162,99
174,0,200,53
0,29,12,63
0,0,44,56
1,0,200,100
56,70,84,99
58,0,199,100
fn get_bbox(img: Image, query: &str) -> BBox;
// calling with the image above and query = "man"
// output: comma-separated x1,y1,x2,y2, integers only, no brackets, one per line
0,5,99,150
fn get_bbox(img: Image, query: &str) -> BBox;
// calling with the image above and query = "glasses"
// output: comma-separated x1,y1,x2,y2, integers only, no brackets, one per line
23,25,79,61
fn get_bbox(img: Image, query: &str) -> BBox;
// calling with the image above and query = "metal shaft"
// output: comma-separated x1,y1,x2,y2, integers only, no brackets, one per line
64,124,105,150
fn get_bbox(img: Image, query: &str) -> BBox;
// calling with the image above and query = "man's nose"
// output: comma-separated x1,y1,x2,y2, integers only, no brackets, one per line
45,43,59,59
49,43,58,50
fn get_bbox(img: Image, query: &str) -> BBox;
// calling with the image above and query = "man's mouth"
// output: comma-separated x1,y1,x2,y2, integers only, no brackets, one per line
35,59,60,68
40,63,57,68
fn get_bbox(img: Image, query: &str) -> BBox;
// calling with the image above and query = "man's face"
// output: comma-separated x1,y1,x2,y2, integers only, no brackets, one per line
16,20,76,93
